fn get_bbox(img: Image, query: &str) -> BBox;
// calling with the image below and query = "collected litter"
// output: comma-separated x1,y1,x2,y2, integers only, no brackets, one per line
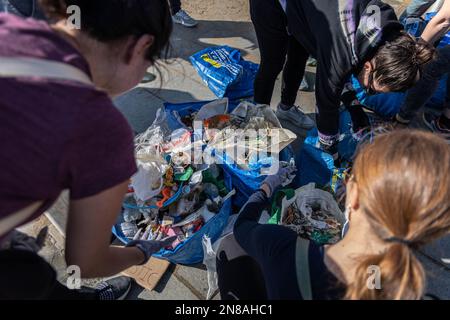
120,162,234,250
177,99,296,175
114,98,298,262
279,183,345,245
116,109,236,256
162,98,296,208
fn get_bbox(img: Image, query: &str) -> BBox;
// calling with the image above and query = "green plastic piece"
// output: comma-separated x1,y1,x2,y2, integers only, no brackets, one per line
202,170,228,196
174,166,194,182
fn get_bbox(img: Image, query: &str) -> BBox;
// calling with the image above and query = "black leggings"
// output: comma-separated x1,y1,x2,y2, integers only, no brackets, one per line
0,249,97,300
168,0,181,15
250,0,309,105
216,251,267,300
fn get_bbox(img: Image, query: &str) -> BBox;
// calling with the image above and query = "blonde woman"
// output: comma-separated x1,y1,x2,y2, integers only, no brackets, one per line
219,130,450,300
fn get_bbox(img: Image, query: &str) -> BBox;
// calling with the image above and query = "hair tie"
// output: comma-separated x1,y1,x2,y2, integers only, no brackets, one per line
384,237,415,249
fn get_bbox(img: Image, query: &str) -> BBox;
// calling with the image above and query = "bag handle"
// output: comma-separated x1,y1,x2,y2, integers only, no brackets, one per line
0,56,94,86
295,237,313,300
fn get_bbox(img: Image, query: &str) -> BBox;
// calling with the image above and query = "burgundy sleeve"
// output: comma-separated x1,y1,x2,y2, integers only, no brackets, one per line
67,99,137,200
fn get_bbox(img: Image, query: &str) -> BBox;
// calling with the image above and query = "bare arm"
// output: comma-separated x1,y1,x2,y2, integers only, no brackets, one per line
65,180,145,278
421,0,450,44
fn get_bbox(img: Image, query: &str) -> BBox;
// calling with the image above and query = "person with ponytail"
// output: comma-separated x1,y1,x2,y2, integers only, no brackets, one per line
0,0,173,299
251,0,436,163
218,130,450,300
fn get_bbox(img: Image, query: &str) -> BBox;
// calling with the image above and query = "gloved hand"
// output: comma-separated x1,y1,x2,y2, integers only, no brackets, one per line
126,236,177,265
262,162,297,197
6,227,48,253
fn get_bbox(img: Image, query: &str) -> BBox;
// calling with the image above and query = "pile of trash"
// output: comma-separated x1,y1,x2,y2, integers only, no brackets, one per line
279,183,345,245
283,200,342,244
170,99,296,175
117,109,235,253
114,98,297,263
120,163,234,248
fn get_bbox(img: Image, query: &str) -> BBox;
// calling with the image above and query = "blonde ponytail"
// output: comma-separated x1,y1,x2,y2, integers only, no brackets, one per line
346,243,425,300
346,130,450,300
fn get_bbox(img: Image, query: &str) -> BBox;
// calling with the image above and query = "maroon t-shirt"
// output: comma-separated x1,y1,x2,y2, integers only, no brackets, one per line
0,14,137,231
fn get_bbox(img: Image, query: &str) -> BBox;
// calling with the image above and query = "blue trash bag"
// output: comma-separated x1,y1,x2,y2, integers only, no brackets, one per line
190,46,259,100
164,100,295,208
112,176,233,265
298,111,356,188
349,12,449,118
214,145,295,208
295,143,335,188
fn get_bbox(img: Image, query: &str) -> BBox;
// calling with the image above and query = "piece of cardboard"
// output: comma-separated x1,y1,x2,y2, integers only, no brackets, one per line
122,257,171,291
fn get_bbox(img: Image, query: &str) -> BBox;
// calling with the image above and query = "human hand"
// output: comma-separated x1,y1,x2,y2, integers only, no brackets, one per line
126,236,177,264
262,162,297,197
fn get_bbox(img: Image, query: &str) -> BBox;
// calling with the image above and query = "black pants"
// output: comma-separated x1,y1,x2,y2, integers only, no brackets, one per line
216,251,267,300
0,249,97,300
250,0,309,105
168,0,181,15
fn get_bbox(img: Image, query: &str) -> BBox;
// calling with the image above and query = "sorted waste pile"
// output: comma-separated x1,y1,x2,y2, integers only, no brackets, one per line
116,107,236,254
278,183,345,245
283,200,342,244
115,98,296,260
166,98,296,175
121,162,233,248
114,98,350,262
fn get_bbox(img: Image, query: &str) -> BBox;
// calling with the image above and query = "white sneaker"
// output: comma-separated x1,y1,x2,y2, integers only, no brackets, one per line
275,104,315,130
172,10,198,28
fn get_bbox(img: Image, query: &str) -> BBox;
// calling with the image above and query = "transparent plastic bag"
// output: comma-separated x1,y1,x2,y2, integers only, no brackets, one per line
207,102,296,166
131,108,170,201
280,183,345,244
202,235,219,300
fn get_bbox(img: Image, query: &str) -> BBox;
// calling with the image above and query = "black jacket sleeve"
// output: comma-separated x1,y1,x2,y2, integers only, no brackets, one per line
233,190,302,299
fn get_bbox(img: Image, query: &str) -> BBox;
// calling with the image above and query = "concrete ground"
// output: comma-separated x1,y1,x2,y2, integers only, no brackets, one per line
19,0,449,300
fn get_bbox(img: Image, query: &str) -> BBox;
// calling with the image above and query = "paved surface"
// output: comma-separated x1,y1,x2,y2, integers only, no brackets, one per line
21,0,450,300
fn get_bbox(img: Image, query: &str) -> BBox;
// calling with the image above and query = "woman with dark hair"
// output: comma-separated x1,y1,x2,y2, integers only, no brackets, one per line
251,0,436,161
0,0,174,299
218,130,450,300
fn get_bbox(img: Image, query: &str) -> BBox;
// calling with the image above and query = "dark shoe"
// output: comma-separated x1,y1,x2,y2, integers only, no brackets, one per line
276,103,315,130
95,276,132,300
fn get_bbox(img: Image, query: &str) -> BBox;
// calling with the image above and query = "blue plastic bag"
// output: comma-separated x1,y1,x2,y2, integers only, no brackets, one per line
214,146,294,208
298,111,357,188
190,46,259,99
112,176,233,265
164,100,295,208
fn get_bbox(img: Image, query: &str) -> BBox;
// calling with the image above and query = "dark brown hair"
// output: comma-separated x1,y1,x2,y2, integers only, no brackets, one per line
373,31,436,92
347,130,450,300
39,0,172,65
